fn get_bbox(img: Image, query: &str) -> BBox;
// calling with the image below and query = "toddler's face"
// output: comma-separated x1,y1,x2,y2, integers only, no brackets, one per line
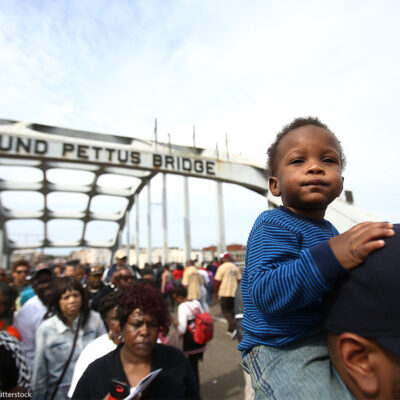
269,125,343,219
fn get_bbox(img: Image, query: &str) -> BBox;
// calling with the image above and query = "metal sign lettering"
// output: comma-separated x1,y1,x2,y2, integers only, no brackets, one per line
0,134,217,177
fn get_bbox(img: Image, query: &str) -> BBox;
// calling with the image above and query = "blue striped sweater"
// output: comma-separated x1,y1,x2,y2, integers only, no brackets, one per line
238,206,345,353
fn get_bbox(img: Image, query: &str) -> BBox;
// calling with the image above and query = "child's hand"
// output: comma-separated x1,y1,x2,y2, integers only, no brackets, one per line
329,222,394,269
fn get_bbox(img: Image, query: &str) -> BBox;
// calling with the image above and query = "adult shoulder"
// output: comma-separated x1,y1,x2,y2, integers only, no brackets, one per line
37,314,57,331
15,295,44,316
84,346,115,372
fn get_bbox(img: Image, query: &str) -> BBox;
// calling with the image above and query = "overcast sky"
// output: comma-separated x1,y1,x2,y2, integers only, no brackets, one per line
1,0,400,254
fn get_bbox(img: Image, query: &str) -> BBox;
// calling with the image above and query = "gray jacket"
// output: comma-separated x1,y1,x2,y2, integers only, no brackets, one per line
32,310,105,400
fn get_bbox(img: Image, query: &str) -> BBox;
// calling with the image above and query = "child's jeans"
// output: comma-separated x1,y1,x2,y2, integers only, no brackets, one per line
241,333,355,400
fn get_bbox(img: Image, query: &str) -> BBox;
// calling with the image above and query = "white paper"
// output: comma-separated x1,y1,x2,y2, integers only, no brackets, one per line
124,368,163,400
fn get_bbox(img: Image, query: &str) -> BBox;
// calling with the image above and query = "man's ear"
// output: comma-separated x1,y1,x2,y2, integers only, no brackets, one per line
269,177,281,197
337,333,379,397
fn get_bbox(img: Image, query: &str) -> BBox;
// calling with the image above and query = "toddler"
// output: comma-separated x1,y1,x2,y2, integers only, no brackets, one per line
239,117,394,399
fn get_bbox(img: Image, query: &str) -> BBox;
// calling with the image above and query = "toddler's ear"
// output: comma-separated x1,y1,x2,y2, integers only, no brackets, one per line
269,177,281,197
337,176,344,197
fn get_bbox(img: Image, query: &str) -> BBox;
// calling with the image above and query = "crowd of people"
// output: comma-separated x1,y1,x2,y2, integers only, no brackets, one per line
0,250,241,399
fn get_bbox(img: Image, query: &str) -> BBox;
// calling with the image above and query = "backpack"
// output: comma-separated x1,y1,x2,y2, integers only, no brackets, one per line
186,303,214,345
164,280,174,293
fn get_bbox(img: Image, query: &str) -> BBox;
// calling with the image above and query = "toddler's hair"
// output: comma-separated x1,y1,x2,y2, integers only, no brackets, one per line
266,117,346,176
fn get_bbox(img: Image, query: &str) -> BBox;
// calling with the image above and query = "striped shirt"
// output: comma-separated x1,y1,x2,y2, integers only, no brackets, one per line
238,206,345,353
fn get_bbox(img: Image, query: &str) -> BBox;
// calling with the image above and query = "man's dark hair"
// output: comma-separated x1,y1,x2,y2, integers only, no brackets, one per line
12,259,30,273
140,267,154,278
266,117,346,176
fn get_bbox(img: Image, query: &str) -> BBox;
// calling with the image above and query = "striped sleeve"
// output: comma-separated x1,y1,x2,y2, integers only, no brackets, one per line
246,222,333,316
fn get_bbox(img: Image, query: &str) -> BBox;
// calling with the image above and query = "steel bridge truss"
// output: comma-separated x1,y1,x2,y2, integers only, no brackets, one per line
0,119,269,265
0,119,378,267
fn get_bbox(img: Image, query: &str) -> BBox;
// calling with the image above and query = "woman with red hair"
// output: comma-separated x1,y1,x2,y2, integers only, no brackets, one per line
72,280,199,399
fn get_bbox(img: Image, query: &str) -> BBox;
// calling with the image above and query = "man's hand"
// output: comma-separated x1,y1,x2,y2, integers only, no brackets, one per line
329,222,394,270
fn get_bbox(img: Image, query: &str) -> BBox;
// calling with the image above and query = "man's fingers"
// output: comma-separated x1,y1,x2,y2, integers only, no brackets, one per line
356,239,387,260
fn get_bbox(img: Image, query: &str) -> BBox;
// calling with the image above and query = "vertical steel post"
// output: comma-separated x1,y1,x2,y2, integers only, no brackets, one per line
147,181,152,264
183,176,191,262
126,210,130,265
135,194,140,268
117,231,123,251
162,173,168,265
216,181,226,255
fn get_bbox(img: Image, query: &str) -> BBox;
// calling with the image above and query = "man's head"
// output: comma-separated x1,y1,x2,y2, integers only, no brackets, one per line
32,267,54,305
74,265,86,283
267,117,345,220
64,264,76,277
112,267,133,291
12,259,30,287
87,266,104,290
52,264,63,278
221,252,231,262
115,249,127,268
324,224,400,399
140,267,155,282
